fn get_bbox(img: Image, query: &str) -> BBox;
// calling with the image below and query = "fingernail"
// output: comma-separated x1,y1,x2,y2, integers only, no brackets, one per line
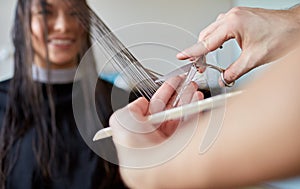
176,52,185,58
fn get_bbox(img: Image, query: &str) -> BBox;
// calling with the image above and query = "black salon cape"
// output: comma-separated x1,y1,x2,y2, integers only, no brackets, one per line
0,78,129,189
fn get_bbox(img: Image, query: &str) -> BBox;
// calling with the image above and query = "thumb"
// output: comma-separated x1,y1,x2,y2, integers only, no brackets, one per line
128,97,149,116
109,97,150,136
220,52,250,85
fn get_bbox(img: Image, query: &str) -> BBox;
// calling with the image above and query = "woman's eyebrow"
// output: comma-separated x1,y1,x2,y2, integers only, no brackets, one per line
31,1,52,9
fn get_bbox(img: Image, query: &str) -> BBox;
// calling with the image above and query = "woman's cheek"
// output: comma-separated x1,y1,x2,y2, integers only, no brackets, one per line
31,19,47,55
31,19,43,39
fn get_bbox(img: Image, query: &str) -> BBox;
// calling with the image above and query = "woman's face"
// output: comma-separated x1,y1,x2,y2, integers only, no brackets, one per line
31,0,87,69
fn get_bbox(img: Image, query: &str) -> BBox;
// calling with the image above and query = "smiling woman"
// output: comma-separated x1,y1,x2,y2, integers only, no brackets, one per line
0,0,129,188
30,0,86,69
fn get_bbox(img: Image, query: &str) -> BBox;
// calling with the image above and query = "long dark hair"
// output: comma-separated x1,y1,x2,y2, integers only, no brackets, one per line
0,0,97,186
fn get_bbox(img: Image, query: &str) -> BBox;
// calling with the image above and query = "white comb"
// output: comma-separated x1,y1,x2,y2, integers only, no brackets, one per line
93,90,242,141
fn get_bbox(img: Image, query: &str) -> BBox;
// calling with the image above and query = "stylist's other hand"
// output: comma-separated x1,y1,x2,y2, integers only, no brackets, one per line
177,6,300,85
109,76,203,148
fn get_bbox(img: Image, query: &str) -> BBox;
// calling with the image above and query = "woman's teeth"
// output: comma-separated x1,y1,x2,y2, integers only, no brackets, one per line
51,39,72,45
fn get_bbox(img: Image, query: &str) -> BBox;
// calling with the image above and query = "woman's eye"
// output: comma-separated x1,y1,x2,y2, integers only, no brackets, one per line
37,9,52,15
69,11,79,17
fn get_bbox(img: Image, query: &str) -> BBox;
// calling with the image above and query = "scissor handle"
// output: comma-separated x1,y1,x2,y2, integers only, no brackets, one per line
198,63,235,87
221,71,235,87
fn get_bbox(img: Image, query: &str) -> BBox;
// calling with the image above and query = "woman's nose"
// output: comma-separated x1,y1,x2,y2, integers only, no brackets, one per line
53,12,70,32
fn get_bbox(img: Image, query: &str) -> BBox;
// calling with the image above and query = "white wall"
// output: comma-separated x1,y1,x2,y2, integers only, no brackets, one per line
234,0,299,9
0,1,16,49
0,0,16,81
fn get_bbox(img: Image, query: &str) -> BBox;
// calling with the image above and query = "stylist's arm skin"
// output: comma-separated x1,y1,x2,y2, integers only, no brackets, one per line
177,6,300,85
113,47,300,188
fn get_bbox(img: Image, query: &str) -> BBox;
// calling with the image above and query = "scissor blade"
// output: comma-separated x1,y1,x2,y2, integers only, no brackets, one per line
155,63,194,83
172,65,198,107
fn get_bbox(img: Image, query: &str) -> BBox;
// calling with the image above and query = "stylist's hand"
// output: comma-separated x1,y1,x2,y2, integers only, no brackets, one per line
109,76,203,148
177,6,300,85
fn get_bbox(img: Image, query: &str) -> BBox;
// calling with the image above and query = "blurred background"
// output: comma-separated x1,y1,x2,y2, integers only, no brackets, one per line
1,0,299,85
0,0,300,188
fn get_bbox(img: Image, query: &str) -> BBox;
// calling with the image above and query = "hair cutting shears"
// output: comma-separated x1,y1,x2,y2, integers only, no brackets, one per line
155,55,235,107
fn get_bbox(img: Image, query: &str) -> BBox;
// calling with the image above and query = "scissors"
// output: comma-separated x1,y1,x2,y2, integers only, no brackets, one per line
155,55,235,107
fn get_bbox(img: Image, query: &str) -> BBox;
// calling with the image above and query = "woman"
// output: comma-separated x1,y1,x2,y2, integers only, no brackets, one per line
0,0,128,188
